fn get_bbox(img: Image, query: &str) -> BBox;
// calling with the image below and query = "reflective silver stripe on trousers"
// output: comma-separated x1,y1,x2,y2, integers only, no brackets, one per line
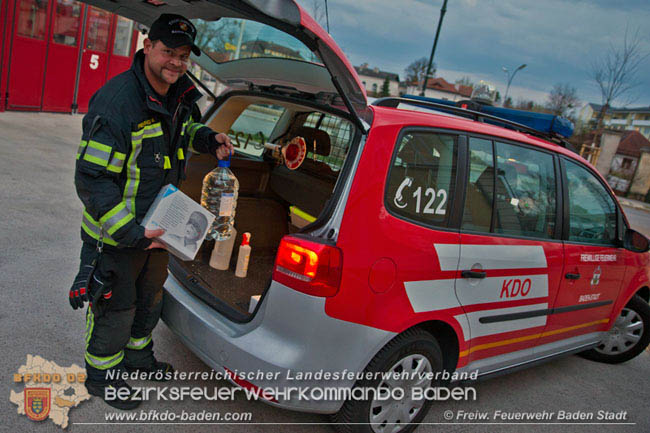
126,334,152,350
85,350,124,367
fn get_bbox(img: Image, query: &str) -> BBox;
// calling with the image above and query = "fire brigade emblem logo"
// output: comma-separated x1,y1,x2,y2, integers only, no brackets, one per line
179,22,189,31
11,355,91,428
24,388,50,422
591,266,602,287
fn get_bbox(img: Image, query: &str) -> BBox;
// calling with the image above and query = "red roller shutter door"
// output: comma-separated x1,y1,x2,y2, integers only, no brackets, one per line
75,5,111,113
7,0,51,110
42,0,84,112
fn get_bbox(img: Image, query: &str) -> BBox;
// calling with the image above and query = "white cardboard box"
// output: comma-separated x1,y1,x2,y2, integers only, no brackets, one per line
248,295,261,313
141,184,216,261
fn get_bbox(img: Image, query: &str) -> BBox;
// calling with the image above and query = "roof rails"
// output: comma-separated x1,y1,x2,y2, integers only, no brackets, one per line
372,97,574,149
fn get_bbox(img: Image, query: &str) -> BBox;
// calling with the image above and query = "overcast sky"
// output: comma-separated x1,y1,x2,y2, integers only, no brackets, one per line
297,0,650,109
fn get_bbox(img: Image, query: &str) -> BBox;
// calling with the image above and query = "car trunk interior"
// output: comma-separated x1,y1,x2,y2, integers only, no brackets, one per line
169,94,357,322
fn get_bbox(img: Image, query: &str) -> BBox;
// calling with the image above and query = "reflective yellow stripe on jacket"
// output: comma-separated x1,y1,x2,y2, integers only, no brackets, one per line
186,118,206,153
76,139,126,173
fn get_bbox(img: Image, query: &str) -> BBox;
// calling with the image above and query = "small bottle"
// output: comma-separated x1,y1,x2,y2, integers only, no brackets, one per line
209,227,237,270
235,233,252,278
201,152,239,241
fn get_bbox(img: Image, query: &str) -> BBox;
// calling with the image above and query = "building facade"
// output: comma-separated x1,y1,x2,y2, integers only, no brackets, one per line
404,77,472,102
354,64,399,97
1,0,139,113
577,103,650,140
604,131,650,196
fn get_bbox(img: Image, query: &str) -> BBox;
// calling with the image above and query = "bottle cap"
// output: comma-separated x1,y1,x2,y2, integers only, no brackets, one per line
241,232,251,246
217,149,232,167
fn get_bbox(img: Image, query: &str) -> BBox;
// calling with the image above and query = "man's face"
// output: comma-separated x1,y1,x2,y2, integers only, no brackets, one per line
143,39,191,87
185,223,199,240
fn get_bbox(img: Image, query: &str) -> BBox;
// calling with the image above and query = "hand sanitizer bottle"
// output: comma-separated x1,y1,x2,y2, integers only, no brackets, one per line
235,232,252,278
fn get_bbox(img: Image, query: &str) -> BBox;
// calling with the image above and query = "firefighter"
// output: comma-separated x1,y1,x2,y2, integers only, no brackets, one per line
68,14,234,410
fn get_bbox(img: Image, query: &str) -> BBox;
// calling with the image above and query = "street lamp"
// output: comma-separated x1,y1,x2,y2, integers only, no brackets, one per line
420,0,448,96
502,63,526,107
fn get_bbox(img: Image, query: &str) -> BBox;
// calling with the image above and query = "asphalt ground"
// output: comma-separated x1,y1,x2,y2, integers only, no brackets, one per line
1,111,649,433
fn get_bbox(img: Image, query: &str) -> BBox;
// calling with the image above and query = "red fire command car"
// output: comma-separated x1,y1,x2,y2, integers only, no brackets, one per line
80,1,650,432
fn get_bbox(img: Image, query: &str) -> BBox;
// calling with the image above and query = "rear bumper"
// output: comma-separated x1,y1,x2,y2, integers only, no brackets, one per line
162,274,394,414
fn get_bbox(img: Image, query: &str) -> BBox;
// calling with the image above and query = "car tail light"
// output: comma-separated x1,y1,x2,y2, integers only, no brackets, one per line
273,236,343,297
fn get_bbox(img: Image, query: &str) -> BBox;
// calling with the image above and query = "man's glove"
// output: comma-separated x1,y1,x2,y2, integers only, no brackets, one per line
69,262,93,309
89,271,113,309
69,257,112,310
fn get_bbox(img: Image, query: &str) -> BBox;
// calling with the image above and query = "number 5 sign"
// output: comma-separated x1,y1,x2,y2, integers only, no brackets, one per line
89,54,100,70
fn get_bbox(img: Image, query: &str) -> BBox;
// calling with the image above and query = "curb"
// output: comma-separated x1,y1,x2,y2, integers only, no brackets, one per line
617,197,650,212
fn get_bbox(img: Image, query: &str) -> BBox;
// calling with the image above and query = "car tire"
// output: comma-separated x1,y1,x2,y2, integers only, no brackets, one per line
579,295,650,364
332,328,444,433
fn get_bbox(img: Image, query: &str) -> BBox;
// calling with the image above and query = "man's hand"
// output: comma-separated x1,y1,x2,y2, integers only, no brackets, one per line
145,228,166,250
214,133,235,160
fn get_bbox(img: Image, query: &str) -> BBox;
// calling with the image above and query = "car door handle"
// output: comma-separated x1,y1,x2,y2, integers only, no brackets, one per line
461,270,487,279
565,272,581,280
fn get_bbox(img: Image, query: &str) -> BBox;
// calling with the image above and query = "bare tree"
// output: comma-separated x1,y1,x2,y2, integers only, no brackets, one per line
455,76,475,88
307,0,326,27
405,57,433,85
546,83,579,117
590,28,648,135
515,98,549,114
515,98,535,111
193,19,241,55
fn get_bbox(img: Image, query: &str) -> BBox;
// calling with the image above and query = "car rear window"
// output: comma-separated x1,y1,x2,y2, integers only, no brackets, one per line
227,103,286,157
385,131,458,228
191,18,321,64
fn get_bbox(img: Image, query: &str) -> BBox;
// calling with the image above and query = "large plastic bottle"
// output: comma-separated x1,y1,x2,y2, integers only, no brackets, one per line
201,154,239,241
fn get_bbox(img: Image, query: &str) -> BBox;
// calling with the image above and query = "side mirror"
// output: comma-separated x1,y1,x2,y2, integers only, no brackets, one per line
624,229,650,253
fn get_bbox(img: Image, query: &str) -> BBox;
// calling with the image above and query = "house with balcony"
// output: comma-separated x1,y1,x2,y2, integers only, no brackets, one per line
577,103,650,140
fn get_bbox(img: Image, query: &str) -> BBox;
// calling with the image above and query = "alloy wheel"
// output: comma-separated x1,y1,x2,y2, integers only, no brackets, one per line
595,307,644,355
369,354,433,433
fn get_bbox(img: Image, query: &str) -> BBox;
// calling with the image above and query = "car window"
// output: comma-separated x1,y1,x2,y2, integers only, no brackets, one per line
192,18,321,64
565,160,618,245
227,103,286,157
462,137,494,232
386,131,457,227
493,142,557,239
302,112,353,172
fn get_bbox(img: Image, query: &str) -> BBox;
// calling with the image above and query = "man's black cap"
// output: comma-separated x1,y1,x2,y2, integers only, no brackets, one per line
148,13,200,56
